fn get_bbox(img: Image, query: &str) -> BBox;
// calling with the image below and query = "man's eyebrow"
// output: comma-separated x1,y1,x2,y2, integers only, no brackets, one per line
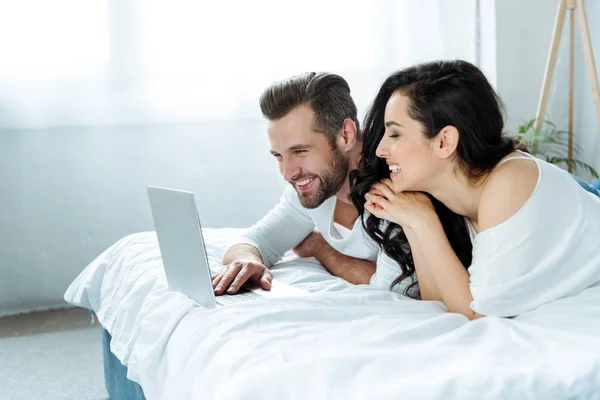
385,120,403,128
288,144,311,151
270,144,312,156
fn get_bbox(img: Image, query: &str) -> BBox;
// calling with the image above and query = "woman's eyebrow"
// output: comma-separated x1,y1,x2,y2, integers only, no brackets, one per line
385,120,403,127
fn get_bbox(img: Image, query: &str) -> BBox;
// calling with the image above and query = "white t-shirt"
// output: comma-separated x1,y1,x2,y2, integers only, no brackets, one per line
236,185,404,292
467,152,600,316
333,222,352,239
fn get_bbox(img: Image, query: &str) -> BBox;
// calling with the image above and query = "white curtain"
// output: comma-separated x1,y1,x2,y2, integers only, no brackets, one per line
0,0,477,129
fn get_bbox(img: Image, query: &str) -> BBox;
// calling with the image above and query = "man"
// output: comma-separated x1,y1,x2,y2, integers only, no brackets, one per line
212,72,397,295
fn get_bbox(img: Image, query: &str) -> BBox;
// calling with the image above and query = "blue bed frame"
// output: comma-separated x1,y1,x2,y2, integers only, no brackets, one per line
573,176,600,195
102,328,146,400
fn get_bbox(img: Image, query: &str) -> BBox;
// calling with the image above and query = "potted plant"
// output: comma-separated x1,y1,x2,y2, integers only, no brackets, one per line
516,118,599,179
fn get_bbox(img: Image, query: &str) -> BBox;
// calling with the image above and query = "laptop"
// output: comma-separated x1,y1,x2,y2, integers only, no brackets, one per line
147,186,308,309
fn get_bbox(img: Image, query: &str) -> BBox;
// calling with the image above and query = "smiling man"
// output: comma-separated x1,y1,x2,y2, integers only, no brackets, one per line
213,72,399,295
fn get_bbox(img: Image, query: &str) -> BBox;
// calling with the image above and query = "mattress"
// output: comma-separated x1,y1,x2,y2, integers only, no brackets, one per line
65,229,600,400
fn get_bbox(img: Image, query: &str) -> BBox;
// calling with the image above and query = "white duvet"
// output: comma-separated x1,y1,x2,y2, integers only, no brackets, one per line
65,229,600,400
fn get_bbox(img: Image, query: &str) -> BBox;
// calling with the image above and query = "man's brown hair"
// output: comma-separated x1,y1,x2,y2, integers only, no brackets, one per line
259,72,360,144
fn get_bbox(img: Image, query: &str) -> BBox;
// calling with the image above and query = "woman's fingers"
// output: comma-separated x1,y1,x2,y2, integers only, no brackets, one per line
365,199,382,210
364,200,381,216
367,187,385,198
365,195,393,222
365,193,389,209
371,182,396,200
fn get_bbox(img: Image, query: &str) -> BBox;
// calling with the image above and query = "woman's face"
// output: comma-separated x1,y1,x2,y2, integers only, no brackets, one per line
375,92,438,193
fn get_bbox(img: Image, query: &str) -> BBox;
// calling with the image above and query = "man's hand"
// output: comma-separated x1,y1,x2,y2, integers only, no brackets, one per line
212,260,273,295
293,231,326,259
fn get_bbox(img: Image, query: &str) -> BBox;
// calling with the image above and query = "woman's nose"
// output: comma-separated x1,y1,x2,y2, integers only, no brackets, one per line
375,141,388,158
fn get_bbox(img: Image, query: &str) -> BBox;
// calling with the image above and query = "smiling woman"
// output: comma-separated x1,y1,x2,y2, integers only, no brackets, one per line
350,60,600,319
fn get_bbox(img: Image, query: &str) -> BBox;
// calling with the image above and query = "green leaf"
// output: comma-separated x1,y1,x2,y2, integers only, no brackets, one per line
520,118,536,133
546,157,599,178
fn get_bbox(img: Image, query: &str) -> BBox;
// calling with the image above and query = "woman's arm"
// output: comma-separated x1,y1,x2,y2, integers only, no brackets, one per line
403,159,537,318
402,228,442,302
406,216,482,319
366,181,480,318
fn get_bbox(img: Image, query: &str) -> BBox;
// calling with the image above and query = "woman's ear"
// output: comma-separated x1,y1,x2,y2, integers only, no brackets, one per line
434,125,459,159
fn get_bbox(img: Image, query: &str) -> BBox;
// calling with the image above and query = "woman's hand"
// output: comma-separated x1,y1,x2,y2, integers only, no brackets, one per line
364,179,437,230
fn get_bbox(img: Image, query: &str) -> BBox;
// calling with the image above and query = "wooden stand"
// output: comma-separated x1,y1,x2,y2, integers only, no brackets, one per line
535,0,600,171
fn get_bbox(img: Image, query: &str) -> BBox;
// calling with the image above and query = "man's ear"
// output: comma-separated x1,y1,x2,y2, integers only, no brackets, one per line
337,118,358,151
434,125,459,159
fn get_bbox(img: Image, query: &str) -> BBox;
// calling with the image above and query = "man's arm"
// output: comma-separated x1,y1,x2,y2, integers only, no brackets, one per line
294,232,376,284
230,186,316,267
222,243,264,266
216,187,315,295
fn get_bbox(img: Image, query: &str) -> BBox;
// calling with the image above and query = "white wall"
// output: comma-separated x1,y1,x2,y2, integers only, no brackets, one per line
493,0,566,134
492,0,600,177
574,1,600,180
0,121,286,316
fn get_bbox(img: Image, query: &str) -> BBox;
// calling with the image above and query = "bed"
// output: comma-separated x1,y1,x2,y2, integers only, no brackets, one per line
65,229,600,400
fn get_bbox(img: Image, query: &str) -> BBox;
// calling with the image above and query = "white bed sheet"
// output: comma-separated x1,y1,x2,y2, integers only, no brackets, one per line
64,229,600,400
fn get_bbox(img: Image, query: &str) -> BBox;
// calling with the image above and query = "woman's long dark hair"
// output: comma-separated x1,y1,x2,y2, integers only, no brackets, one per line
350,60,523,298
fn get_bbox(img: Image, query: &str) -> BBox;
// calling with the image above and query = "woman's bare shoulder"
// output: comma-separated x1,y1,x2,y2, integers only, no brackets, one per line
477,155,539,232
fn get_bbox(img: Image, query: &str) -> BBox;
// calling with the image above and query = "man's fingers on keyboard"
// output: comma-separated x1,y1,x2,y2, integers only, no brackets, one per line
260,273,273,290
214,265,242,294
227,267,251,294
212,272,223,287
212,274,226,293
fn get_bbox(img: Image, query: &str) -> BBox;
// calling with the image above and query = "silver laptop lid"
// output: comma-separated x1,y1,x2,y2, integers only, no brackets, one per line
147,186,217,309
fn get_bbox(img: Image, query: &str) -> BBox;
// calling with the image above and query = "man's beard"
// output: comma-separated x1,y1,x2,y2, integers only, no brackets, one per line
292,147,349,209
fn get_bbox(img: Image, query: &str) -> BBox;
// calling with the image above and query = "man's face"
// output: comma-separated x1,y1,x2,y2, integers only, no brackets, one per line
268,105,349,209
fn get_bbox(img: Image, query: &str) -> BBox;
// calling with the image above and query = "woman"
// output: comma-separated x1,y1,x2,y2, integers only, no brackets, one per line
350,60,600,319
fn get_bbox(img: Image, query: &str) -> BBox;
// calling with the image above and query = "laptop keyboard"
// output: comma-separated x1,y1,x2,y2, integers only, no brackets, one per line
215,288,262,306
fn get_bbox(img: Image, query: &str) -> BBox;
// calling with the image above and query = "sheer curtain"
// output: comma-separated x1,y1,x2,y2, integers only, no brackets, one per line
0,0,476,129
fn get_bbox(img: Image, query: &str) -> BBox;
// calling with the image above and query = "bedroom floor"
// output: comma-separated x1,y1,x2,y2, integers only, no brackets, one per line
0,308,108,400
